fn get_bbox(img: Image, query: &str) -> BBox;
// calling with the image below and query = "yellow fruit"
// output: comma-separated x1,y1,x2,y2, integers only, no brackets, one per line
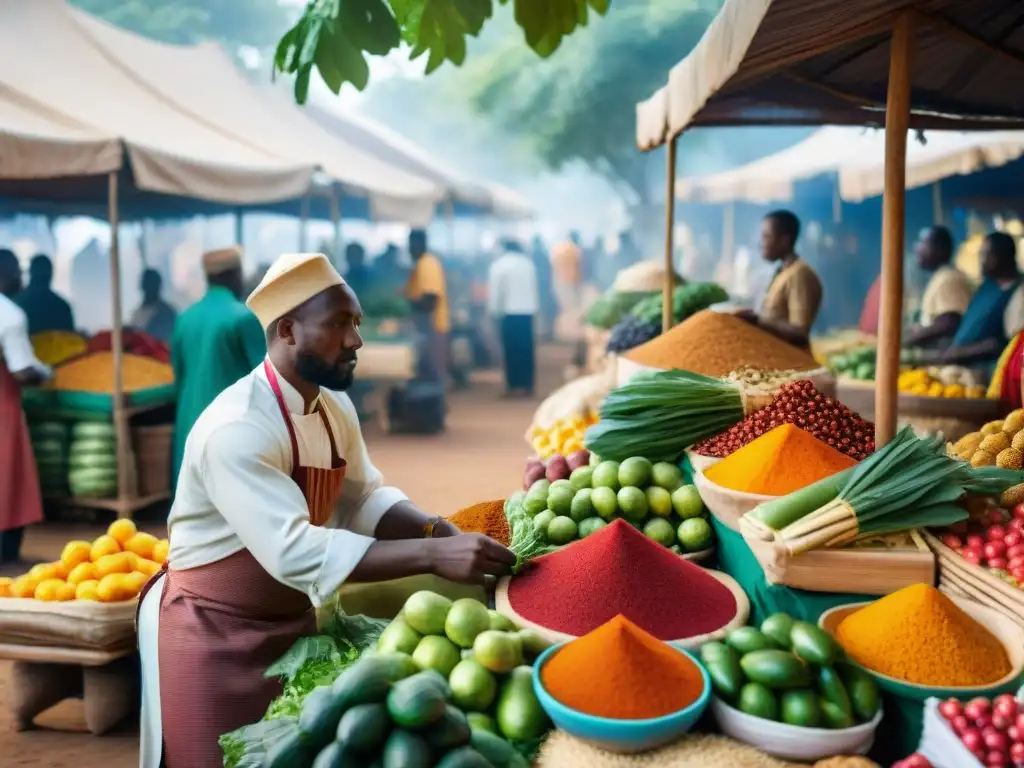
30,563,64,582
998,448,1024,471
67,562,97,585
12,576,39,598
982,420,1006,436
56,582,77,601
0,577,12,597
60,540,93,571
135,558,161,577
125,532,159,560
943,384,965,398
980,433,1011,455
91,535,121,561
94,552,135,578
967,385,987,399
971,450,996,468
34,578,65,602
151,539,170,565
75,580,101,601
107,519,138,546
1013,431,1024,453
123,571,148,597
97,574,128,602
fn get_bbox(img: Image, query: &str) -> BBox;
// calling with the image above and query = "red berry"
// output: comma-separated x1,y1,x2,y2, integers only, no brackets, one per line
1010,742,1024,765
987,558,1008,571
1004,532,1022,548
968,534,986,549
942,534,964,550
988,525,1008,542
939,698,963,720
963,727,984,752
1013,503,1024,520
963,549,984,566
987,541,1008,559
993,694,1018,721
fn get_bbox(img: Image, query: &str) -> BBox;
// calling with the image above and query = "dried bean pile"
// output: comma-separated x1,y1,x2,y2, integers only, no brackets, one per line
694,380,875,460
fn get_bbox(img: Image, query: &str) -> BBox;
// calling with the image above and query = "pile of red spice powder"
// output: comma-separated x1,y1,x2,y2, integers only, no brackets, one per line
693,379,875,460
506,519,737,639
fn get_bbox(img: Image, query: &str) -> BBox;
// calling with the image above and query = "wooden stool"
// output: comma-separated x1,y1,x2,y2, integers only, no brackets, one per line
1,643,137,735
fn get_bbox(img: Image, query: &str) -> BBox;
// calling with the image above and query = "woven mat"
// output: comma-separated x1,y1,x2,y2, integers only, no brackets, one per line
537,732,881,768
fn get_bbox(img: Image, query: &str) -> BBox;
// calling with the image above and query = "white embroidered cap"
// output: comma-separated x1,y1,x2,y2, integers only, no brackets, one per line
246,253,345,329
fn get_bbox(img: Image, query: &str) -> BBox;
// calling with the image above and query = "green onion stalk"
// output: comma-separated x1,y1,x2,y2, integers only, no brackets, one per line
746,427,1024,555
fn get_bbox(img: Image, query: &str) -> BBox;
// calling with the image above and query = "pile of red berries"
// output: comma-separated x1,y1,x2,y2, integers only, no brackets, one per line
938,504,1024,587
936,695,1024,767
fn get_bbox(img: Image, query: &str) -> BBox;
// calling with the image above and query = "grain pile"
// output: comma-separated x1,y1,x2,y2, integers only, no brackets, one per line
624,310,818,376
50,351,174,393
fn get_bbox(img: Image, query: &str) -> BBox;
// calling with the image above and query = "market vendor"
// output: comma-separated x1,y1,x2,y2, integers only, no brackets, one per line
0,249,49,572
129,268,177,343
936,231,1024,373
137,252,515,768
14,254,75,334
405,229,450,383
169,247,266,490
903,226,974,348
736,210,823,350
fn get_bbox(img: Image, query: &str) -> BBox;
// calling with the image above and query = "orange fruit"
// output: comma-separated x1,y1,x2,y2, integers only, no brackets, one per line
97,573,128,602
30,563,63,582
135,558,161,577
124,532,158,560
34,578,64,602
75,580,101,601
11,576,39,598
60,540,93,571
91,535,121,561
123,571,148,597
151,539,170,565
67,562,97,585
107,519,138,547
94,552,135,578
56,582,77,601
0,577,11,597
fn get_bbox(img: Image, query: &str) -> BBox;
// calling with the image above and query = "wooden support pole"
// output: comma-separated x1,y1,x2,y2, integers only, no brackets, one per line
932,180,943,224
875,12,915,446
445,198,456,256
234,210,244,247
299,195,310,251
663,135,678,333
722,200,735,276
330,189,343,265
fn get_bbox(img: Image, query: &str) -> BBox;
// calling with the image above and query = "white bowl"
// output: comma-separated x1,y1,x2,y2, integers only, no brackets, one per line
692,470,776,533
710,696,883,761
685,450,721,474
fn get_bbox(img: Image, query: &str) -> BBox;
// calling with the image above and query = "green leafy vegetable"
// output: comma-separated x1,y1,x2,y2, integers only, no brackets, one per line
506,495,557,572
264,636,360,720
220,716,299,768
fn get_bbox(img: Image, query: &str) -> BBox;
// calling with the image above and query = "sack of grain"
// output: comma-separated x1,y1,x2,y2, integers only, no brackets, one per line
612,261,684,293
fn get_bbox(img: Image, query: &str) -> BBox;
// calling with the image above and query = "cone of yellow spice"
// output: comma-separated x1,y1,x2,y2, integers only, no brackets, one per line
835,584,1011,687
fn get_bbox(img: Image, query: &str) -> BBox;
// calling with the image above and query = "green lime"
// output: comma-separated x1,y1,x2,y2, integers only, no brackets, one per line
569,466,594,492
448,658,498,711
591,460,621,491
533,510,556,535
569,489,593,522
590,486,618,520
546,516,578,545
671,484,704,519
617,486,648,522
547,486,574,516
651,462,684,491
488,610,517,632
643,517,676,547
522,491,548,517
412,634,462,676
678,517,714,552
646,486,673,518
403,591,452,635
377,618,422,655
549,479,573,494
577,517,607,538
529,479,550,497
589,452,601,468
444,598,492,648
618,457,653,488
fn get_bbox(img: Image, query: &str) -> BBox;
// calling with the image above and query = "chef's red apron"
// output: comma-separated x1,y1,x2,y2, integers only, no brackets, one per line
0,357,43,539
142,361,347,767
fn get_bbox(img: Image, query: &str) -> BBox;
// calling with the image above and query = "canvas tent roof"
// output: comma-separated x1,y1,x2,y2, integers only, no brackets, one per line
637,0,1024,149
69,5,442,224
677,127,1024,204
0,0,317,208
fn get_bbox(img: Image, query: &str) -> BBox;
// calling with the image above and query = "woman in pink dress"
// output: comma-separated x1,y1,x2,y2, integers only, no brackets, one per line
0,249,49,571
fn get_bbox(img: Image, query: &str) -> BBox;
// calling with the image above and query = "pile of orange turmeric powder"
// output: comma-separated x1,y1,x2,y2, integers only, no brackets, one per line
449,500,510,546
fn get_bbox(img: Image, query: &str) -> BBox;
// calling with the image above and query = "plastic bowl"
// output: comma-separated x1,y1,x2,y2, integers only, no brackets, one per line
532,643,711,754
710,696,883,761
819,597,1024,702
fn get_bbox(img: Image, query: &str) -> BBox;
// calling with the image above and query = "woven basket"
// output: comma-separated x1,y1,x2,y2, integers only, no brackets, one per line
133,424,172,496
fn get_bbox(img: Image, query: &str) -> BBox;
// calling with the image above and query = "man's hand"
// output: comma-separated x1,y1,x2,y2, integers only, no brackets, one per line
432,519,460,538
733,308,759,325
428,534,516,586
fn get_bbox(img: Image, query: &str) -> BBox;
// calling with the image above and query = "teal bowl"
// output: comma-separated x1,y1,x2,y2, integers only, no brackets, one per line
532,643,711,754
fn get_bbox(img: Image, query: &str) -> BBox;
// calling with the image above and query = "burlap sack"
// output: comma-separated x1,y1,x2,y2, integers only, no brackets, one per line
0,597,137,651
537,732,880,768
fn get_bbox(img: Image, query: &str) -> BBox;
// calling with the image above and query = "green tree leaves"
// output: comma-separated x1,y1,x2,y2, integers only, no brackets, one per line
273,0,611,102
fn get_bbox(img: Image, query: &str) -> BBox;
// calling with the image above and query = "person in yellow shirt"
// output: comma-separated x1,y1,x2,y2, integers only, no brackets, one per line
405,229,450,382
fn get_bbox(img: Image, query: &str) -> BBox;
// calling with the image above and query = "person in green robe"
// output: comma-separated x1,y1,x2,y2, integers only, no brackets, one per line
170,247,266,490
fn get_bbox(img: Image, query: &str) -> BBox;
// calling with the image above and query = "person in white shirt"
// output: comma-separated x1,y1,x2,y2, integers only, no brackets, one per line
904,226,974,348
488,239,539,397
136,252,515,768
0,250,50,571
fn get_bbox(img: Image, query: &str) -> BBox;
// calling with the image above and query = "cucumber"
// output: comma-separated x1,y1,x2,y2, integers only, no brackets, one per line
725,627,777,654
331,653,416,707
821,700,855,729
835,661,881,722
426,705,471,751
299,685,349,750
779,689,821,728
265,729,316,768
737,682,778,721
381,729,431,768
386,672,448,728
435,747,493,768
312,741,362,768
815,667,852,718
466,713,498,734
702,650,744,700
760,613,795,649
739,650,811,690
335,703,390,754
789,622,837,666
495,666,548,741
470,728,527,768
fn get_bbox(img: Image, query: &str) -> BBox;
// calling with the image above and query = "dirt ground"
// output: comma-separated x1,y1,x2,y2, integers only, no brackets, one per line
0,345,571,767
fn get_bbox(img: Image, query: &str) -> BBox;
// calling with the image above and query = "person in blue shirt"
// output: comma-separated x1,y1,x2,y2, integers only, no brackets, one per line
15,254,75,334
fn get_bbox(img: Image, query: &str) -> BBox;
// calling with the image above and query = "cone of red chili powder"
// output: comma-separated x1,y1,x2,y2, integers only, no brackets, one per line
506,519,738,640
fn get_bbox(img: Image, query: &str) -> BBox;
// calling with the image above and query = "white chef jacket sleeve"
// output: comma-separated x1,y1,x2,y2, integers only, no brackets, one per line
0,304,48,376
487,259,503,318
330,393,408,536
200,420,374,606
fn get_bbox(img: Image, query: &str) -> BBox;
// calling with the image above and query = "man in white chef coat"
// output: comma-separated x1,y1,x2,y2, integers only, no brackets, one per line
137,253,515,768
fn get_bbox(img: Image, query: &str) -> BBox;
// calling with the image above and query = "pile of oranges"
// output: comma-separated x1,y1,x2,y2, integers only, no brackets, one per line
0,519,167,603
528,411,599,460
